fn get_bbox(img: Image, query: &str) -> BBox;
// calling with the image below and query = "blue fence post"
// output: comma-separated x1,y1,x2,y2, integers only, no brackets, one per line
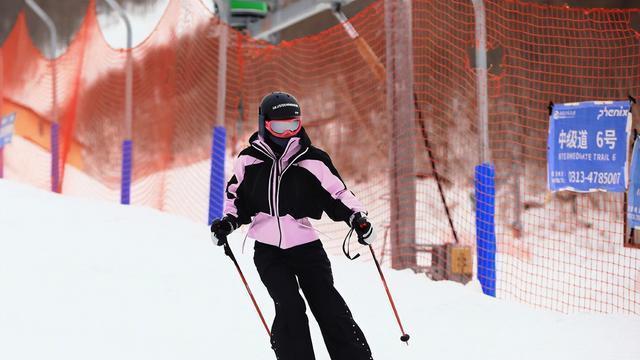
121,139,133,205
0,147,4,179
208,126,226,225
51,122,60,193
475,162,496,297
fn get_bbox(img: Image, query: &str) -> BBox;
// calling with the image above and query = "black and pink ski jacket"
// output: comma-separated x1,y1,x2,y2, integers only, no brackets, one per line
224,129,365,249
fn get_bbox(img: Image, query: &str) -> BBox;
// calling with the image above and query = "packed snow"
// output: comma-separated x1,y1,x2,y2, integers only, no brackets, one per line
0,179,639,360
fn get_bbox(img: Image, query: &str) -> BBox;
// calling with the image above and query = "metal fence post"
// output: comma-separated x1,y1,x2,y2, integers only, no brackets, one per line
25,0,59,192
104,0,134,205
472,0,497,295
385,0,416,270
216,0,229,128
472,0,490,165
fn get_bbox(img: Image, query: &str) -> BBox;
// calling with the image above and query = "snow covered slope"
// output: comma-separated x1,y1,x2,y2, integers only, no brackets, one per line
0,179,638,360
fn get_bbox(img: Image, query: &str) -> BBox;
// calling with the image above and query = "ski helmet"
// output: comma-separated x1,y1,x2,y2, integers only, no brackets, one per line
258,92,302,138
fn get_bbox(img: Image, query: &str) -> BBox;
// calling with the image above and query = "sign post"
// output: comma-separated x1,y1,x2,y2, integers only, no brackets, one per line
548,101,632,193
627,135,640,238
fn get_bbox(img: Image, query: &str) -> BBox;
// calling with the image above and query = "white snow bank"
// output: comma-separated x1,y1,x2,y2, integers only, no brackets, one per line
0,179,639,360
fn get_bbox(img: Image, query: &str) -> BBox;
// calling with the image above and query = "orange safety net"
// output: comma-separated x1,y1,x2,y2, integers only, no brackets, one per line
414,0,640,313
483,1,640,314
1,0,639,314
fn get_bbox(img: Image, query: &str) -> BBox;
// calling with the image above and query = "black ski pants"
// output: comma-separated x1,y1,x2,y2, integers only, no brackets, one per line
253,240,373,360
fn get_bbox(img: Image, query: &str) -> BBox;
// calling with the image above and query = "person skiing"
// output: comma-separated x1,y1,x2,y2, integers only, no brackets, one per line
210,91,375,360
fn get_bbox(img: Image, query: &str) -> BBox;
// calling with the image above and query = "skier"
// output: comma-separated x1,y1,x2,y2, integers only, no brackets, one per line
211,91,375,360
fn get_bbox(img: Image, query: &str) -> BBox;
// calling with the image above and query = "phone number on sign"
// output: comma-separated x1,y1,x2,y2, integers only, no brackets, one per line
567,171,621,185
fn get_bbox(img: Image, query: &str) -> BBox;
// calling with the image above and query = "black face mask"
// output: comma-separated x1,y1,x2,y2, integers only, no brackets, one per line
267,133,290,149
263,133,294,158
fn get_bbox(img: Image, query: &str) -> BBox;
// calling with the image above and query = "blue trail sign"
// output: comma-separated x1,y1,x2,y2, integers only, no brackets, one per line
0,112,16,149
548,101,632,192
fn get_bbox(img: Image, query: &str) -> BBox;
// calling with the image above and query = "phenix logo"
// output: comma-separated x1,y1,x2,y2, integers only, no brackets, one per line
597,106,629,120
272,103,300,110
552,110,576,119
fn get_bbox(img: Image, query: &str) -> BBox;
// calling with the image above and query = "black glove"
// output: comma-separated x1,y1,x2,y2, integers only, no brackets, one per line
349,212,376,245
210,217,236,246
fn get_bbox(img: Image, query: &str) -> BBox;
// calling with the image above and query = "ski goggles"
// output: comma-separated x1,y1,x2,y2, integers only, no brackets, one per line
265,117,302,138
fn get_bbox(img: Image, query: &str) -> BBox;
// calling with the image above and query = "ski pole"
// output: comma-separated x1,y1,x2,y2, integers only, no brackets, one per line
369,245,411,344
223,242,272,338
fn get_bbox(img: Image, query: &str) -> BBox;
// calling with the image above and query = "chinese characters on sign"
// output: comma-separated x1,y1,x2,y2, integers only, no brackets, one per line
0,113,16,149
547,101,632,192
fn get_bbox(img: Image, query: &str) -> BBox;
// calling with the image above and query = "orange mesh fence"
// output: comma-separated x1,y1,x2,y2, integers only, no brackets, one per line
484,1,640,313
1,7,88,191
413,0,640,313
1,0,639,314
2,0,240,221
413,0,478,279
